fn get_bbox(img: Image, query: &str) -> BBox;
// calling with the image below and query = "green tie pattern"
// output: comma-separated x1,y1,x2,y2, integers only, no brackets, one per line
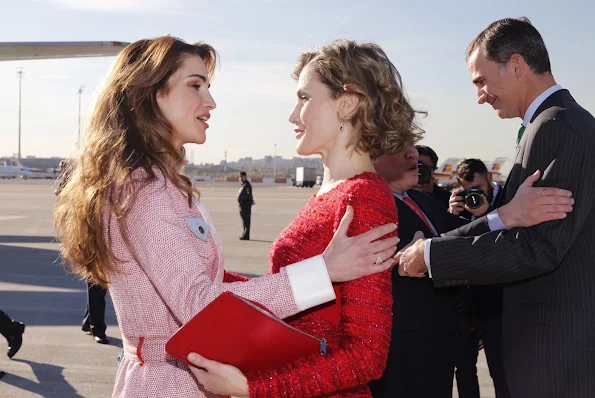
517,125,526,146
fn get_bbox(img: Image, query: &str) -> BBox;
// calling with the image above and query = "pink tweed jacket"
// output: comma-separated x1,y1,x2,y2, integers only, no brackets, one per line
107,169,300,397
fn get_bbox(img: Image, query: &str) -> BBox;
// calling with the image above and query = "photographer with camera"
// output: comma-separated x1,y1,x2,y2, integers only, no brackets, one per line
450,158,509,398
449,158,503,221
415,145,452,209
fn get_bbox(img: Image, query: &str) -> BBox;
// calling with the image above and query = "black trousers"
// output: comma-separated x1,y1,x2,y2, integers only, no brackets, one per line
371,328,456,398
0,309,14,340
82,282,107,337
478,315,510,398
455,286,511,398
454,331,481,398
239,202,252,239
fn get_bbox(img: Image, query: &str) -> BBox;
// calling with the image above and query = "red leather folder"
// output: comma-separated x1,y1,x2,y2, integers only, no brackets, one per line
165,291,327,373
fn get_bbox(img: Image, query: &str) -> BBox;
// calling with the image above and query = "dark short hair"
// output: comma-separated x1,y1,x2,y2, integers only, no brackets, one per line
415,145,438,168
466,17,551,74
240,172,247,177
456,159,488,182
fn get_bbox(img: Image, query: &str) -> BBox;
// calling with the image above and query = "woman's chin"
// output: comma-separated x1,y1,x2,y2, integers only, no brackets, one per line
296,142,314,157
193,132,207,145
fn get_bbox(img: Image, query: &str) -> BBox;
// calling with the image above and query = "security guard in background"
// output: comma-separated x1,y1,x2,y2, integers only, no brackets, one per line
238,172,255,240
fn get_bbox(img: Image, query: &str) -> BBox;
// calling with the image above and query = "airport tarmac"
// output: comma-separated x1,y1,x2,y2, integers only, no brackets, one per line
0,179,495,397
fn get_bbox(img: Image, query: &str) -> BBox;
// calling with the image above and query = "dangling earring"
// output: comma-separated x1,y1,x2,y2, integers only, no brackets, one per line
340,122,344,131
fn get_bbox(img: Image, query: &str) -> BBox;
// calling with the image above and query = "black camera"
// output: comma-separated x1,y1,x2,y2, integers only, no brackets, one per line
462,186,485,209
417,161,432,184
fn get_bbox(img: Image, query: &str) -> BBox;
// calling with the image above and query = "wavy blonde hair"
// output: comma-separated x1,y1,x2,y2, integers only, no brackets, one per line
53,37,218,286
293,40,425,159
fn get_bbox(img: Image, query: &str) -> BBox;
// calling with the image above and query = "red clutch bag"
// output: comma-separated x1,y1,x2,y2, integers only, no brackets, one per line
165,291,327,373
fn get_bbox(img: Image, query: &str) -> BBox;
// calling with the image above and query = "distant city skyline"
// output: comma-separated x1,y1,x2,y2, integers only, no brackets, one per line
1,0,594,164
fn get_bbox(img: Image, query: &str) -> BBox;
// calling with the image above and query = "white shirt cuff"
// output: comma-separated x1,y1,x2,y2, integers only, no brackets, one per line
488,210,508,231
424,239,433,278
285,255,336,311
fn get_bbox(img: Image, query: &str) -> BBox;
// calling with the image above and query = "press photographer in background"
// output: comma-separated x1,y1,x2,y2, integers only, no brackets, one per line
414,145,452,209
449,158,503,221
449,158,510,398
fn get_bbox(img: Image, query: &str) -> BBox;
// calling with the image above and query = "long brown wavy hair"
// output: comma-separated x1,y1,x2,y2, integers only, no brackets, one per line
53,37,218,286
293,40,425,159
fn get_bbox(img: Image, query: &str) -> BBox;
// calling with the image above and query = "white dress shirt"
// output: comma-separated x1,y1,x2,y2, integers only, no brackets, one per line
522,84,562,127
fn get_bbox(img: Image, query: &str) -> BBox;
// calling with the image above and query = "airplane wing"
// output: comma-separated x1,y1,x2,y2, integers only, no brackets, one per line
433,157,461,188
0,41,129,61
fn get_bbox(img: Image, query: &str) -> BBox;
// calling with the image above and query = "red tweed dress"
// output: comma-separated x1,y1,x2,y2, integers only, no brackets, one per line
246,172,398,397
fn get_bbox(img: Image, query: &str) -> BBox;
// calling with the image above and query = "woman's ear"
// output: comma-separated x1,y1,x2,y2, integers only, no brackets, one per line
337,93,360,122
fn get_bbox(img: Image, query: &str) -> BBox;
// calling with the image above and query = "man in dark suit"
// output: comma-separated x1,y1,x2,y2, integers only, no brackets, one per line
370,146,470,397
397,17,592,398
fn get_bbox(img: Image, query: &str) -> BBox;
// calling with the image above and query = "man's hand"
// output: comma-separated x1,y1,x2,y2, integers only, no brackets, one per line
395,231,427,277
187,353,249,397
498,170,574,228
323,205,399,282
448,188,465,215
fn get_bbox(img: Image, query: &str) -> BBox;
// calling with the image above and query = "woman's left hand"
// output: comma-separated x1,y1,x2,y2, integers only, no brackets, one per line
187,353,250,397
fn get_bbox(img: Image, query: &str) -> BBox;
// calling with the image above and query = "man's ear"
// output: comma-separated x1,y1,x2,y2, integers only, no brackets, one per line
508,54,525,78
337,93,360,122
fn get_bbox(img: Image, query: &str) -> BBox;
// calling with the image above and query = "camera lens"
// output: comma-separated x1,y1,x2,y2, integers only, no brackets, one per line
464,187,484,209
417,161,431,184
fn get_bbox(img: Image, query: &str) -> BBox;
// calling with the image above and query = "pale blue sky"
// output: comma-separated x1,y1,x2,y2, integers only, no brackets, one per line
0,0,593,165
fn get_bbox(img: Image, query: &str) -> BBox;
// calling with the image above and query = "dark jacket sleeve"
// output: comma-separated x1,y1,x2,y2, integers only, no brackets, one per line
442,215,491,238
238,182,254,202
429,119,595,287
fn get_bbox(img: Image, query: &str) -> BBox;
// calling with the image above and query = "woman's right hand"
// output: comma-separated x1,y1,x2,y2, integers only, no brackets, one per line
498,170,574,228
322,206,399,282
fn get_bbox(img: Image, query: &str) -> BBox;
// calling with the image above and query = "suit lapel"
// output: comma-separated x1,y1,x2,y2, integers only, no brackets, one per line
397,191,438,237
497,177,509,207
394,196,434,248
491,184,504,211
408,190,442,233
530,89,572,124
504,90,574,206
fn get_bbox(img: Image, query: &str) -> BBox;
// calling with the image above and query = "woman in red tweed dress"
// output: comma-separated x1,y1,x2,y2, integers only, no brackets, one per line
188,40,424,397
53,37,400,398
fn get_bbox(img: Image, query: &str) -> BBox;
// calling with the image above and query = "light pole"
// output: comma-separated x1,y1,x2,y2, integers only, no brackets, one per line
77,86,85,141
16,68,24,160
224,150,228,179
273,144,277,180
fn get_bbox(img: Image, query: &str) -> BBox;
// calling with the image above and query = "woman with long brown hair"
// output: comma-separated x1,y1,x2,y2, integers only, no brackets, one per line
53,37,398,397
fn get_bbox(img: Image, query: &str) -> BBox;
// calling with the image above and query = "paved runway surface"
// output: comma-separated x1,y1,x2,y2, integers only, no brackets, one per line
0,179,495,397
